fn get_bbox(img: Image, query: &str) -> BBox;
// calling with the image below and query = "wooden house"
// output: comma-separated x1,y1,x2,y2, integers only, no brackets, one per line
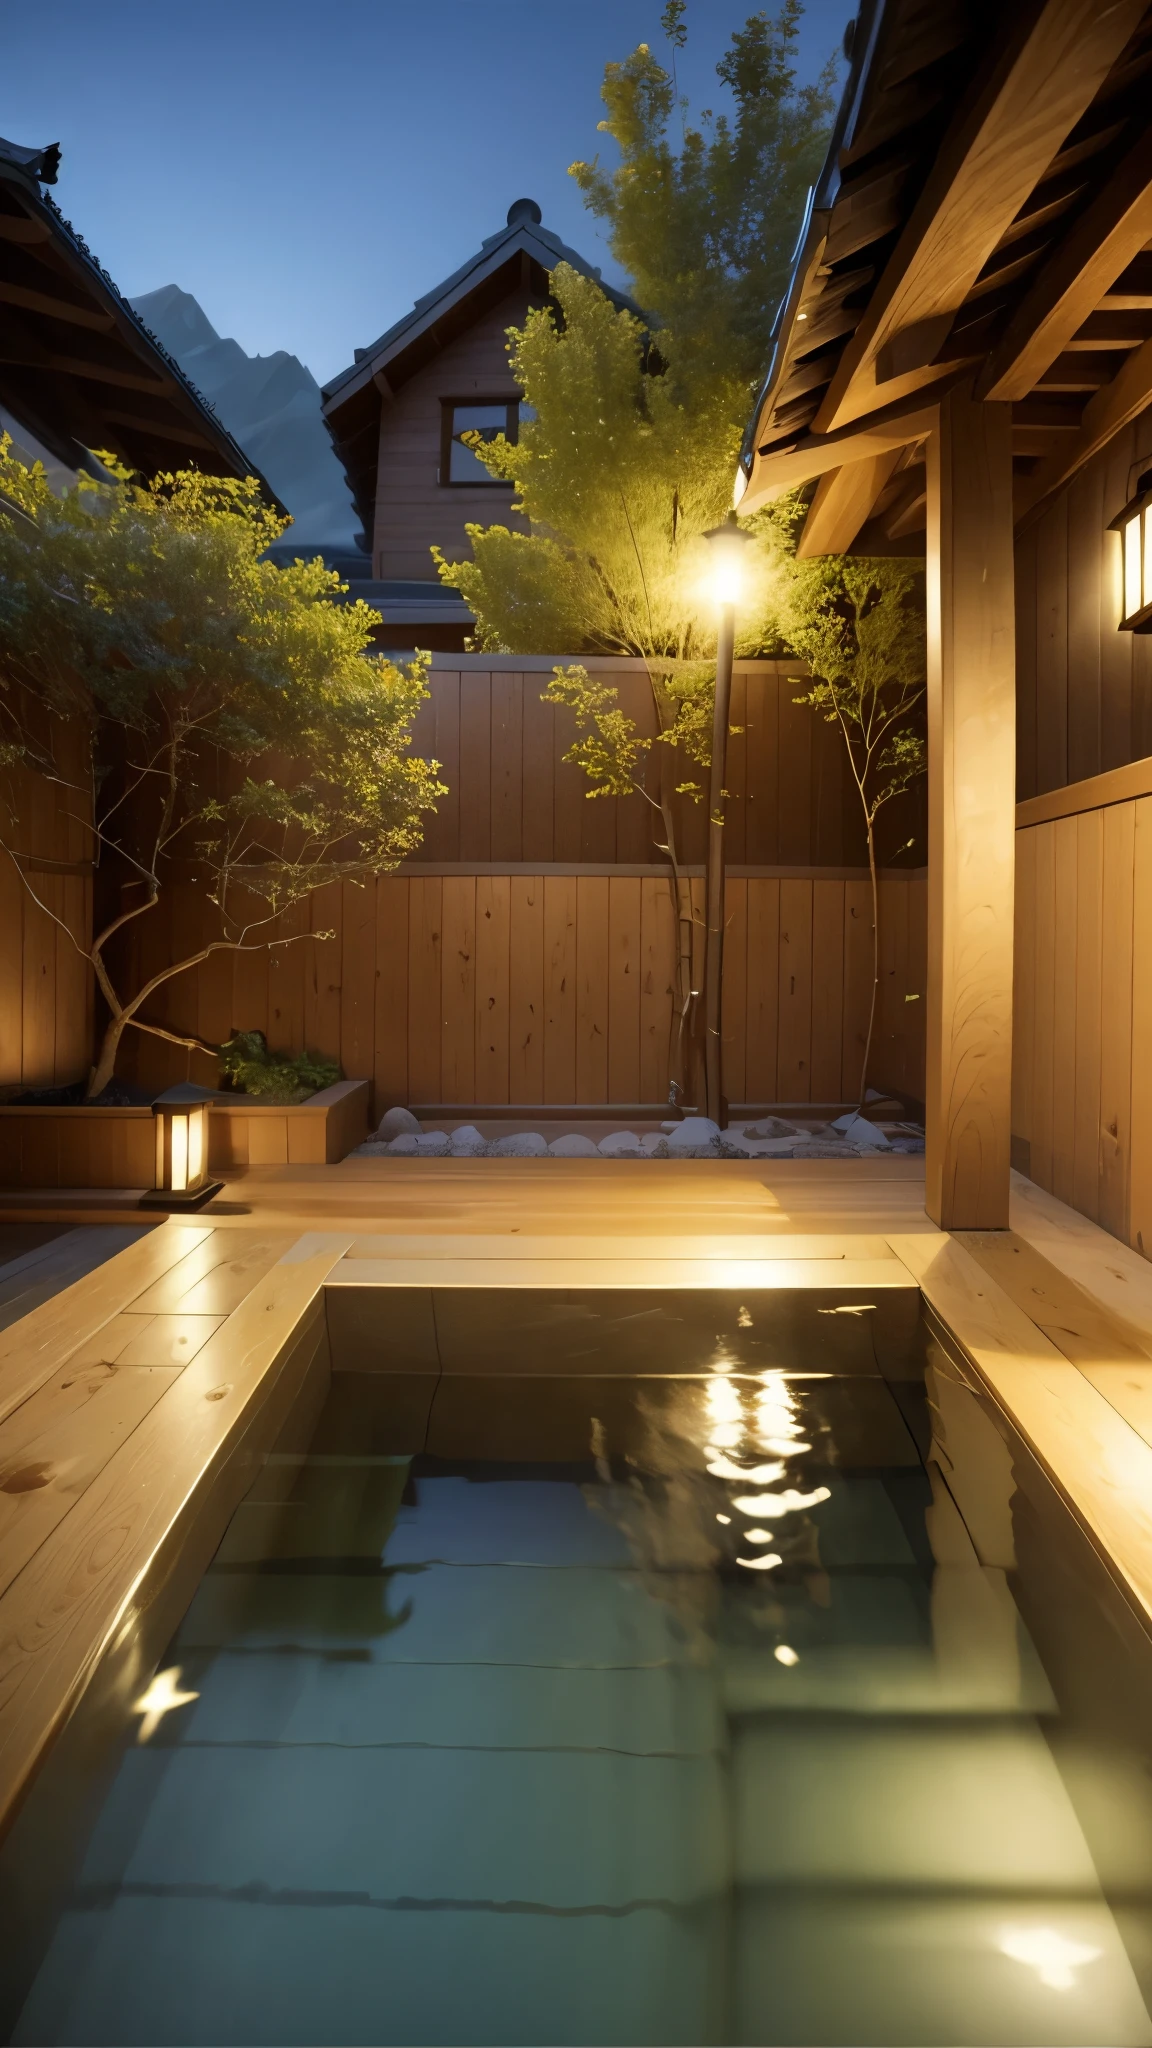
321,199,641,649
0,136,277,497
739,0,1152,1246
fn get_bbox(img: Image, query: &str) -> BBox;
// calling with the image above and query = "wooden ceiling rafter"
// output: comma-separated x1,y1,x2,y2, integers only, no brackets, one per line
808,0,1151,437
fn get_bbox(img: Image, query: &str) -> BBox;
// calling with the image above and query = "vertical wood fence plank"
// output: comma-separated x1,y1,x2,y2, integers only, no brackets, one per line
304,882,343,1062
1030,824,1057,1193
875,876,909,1097
745,674,779,866
232,891,269,1049
475,875,511,1103
726,673,748,866
521,679,555,864
607,875,642,1104
458,676,492,863
777,693,812,864
490,674,524,864
552,702,585,863
575,876,609,1103
339,880,377,1086
1050,816,1078,1204
425,671,461,861
778,879,813,1102
639,873,675,1106
21,876,56,1088
0,856,23,1088
509,876,544,1103
722,876,748,1106
543,876,577,1102
1129,797,1152,1255
810,880,844,1103
406,877,442,1105
374,877,410,1114
1073,809,1103,1220
745,879,779,1102
440,876,477,1103
842,879,873,1110
1100,801,1134,1242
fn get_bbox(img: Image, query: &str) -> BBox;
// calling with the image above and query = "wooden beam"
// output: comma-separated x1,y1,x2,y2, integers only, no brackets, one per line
0,280,113,332
741,391,944,514
925,381,1016,1228
1017,323,1152,522
812,0,1149,435
796,450,903,559
1015,754,1152,828
978,130,1152,401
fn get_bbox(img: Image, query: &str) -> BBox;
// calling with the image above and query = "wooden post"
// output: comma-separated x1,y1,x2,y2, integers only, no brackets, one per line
925,380,1016,1227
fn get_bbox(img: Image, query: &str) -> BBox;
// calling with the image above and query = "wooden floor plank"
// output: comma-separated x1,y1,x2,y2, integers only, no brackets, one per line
0,1224,212,1429
0,1234,351,1833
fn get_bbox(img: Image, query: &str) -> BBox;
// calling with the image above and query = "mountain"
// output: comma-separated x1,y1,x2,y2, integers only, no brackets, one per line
130,285,359,548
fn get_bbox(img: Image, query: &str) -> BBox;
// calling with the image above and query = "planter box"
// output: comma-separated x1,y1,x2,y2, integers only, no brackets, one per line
208,1080,369,1171
0,1080,370,1189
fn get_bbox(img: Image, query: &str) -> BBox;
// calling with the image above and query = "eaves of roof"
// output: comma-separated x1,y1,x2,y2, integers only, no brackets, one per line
322,217,645,414
0,136,287,514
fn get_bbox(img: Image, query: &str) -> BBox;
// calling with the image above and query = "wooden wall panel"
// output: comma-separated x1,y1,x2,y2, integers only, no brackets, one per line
1015,796,1150,1260
0,707,93,1095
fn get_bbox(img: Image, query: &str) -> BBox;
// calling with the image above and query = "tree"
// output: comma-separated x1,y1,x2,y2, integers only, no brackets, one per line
435,7,836,1103
771,507,926,1111
570,1,837,400
0,443,444,1098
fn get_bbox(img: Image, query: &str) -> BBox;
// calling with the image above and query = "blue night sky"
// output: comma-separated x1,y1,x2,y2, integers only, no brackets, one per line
4,1,853,388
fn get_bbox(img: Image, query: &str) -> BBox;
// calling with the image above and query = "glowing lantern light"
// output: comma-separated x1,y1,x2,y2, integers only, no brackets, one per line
1109,469,1152,630
142,1083,222,1210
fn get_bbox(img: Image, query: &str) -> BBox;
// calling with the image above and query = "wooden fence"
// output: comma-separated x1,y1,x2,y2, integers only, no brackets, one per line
0,713,92,1094
119,866,927,1116
1,658,928,1118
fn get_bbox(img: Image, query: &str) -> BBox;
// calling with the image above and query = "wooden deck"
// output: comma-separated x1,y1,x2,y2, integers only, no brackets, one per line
4,1156,1152,1851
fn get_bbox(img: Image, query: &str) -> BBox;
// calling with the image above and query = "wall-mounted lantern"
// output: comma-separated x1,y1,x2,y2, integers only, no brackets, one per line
1110,468,1152,630
141,1083,222,1210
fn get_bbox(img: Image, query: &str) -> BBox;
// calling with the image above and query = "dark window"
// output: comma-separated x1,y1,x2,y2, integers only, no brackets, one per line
441,399,521,485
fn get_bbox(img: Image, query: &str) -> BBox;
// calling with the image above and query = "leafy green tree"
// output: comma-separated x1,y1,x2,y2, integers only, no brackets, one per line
570,1,837,397
0,444,443,1098
436,8,836,1101
771,504,926,1110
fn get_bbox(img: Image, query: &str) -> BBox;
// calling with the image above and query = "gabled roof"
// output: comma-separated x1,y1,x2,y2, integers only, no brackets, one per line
738,0,1152,541
322,199,645,535
0,136,284,507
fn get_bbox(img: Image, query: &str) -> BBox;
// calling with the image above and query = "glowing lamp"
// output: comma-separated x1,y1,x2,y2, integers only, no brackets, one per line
703,510,754,609
1109,469,1152,630
141,1083,222,1210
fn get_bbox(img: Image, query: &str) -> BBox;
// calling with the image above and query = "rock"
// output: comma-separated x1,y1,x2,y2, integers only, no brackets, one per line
791,1140,859,1158
415,1131,451,1156
385,1134,420,1155
352,1140,392,1156
491,1131,550,1157
639,1133,669,1156
829,1113,891,1151
449,1124,488,1156
549,1133,600,1157
742,1115,802,1141
666,1116,721,1150
377,1105,421,1140
718,1136,754,1158
599,1130,644,1156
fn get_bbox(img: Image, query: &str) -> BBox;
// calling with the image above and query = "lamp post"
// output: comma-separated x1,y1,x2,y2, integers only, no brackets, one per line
701,512,753,1126
141,1082,223,1210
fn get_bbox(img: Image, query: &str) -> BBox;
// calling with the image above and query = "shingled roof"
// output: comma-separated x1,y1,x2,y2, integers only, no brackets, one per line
323,199,645,537
0,136,283,506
